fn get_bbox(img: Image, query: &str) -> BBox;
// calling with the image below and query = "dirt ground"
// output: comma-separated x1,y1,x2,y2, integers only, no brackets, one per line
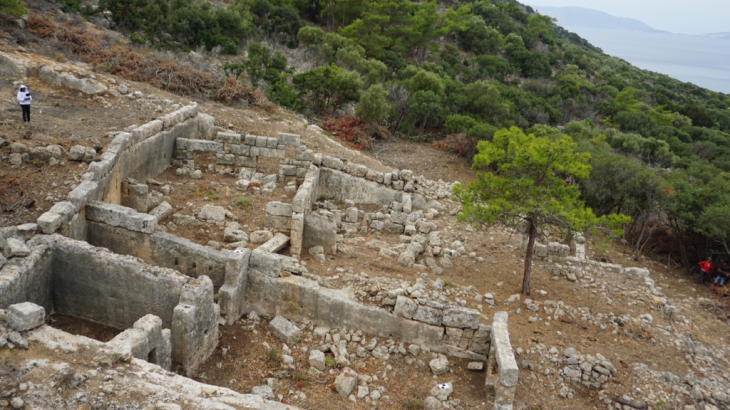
195,317,489,410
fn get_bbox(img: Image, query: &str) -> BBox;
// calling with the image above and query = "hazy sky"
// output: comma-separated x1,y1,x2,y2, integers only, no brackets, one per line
523,0,729,35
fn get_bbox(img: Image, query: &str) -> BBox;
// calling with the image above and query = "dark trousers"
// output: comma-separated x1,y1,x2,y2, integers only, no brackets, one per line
21,105,30,122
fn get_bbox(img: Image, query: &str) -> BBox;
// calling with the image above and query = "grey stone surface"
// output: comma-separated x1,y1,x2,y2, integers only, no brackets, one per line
86,201,157,233
48,235,187,330
429,356,449,375
393,296,418,320
219,249,251,324
67,181,100,210
251,385,275,400
172,276,220,377
37,201,76,234
257,233,289,253
318,168,403,207
250,230,274,244
625,267,650,277
309,349,325,371
334,367,358,396
303,213,336,254
245,272,445,350
413,306,443,326
429,382,453,401
468,362,484,371
269,315,301,345
108,314,172,370
224,227,248,243
5,302,45,332
266,201,293,217
198,205,226,222
442,307,480,330
149,201,173,221
4,238,30,258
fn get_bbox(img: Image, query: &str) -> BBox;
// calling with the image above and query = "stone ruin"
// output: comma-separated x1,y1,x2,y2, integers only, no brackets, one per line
0,105,520,409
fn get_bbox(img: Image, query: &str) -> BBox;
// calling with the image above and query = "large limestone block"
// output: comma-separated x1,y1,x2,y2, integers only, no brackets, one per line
393,296,418,320
198,205,226,222
5,302,45,332
268,315,301,345
442,307,480,330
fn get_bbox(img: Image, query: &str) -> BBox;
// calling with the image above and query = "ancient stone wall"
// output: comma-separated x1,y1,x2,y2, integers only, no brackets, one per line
87,221,233,287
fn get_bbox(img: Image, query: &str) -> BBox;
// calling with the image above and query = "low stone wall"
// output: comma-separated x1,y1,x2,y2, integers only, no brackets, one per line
174,131,312,182
314,154,454,201
244,270,487,360
486,312,519,410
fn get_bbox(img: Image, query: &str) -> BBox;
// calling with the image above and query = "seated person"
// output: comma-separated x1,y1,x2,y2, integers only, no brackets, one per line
714,261,729,287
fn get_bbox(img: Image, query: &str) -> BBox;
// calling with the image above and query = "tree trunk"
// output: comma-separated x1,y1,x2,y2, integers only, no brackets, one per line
522,216,536,295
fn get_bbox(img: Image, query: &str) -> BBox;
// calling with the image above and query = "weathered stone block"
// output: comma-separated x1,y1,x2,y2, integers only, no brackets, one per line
86,201,157,233
198,205,226,222
393,296,418,319
334,367,358,396
278,132,300,146
5,302,45,332
266,201,293,217
4,238,30,258
413,306,442,326
149,201,173,221
257,233,289,253
309,349,325,371
442,307,480,330
216,131,242,144
269,315,301,344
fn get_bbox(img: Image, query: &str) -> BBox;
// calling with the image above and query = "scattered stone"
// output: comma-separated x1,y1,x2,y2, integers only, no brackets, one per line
430,383,453,401
250,230,274,244
251,385,274,400
467,362,484,371
334,367,358,396
198,205,226,222
429,356,449,375
309,349,325,371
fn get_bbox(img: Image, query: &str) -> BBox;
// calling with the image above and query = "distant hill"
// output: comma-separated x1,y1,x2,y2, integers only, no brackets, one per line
533,6,661,32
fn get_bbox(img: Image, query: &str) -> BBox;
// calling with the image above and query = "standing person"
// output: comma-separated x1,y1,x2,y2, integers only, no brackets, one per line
17,85,32,124
698,257,713,285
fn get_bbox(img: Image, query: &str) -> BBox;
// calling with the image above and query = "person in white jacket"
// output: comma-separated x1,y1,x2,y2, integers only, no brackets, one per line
17,85,32,124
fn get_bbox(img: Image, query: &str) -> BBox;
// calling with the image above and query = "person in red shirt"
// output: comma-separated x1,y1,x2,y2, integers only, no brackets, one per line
698,258,713,285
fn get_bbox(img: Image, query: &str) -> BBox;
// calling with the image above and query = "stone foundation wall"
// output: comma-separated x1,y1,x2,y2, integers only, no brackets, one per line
87,221,233,287
36,104,207,239
174,132,312,183
46,235,187,330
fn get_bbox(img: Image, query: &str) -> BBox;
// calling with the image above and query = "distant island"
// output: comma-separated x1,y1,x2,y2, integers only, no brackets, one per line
533,6,662,32
698,32,730,39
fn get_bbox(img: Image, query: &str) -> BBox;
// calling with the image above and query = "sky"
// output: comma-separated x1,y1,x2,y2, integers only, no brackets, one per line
523,0,729,35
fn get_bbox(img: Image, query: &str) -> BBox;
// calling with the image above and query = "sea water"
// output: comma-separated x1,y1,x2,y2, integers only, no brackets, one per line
563,27,730,94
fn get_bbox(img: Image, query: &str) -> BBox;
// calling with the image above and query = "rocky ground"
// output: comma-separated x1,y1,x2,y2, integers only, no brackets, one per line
1,33,730,410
